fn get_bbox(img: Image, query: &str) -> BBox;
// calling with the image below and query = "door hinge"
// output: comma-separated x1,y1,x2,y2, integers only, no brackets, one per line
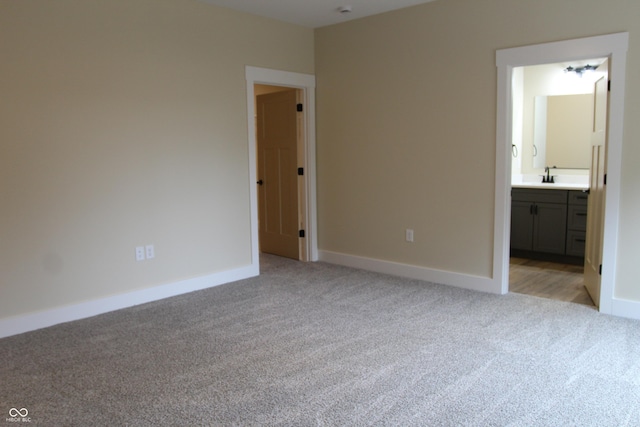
299,230,305,238
608,80,611,92
599,264,602,275
604,173,607,185
298,167,304,176
296,103,303,112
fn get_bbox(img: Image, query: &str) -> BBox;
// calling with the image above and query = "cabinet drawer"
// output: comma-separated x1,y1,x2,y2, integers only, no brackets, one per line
568,190,589,206
566,230,586,257
512,188,568,204
567,205,588,231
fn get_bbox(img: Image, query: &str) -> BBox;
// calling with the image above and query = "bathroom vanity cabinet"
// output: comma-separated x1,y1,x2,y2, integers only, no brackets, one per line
510,188,588,261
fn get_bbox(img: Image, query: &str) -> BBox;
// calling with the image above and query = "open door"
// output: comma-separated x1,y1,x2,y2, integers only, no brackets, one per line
584,61,609,307
256,89,300,260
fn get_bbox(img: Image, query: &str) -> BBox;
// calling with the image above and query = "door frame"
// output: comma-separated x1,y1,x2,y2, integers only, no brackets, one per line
245,66,318,265
494,33,628,315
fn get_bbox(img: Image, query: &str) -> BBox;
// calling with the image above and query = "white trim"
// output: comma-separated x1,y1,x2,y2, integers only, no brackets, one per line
245,66,318,262
611,298,640,321
495,33,629,315
0,264,258,339
319,250,495,293
494,57,512,295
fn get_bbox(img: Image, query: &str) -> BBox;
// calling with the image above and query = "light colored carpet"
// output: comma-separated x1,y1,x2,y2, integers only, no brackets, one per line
1,254,639,426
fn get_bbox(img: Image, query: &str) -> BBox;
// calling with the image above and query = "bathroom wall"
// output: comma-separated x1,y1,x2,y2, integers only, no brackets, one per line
517,62,605,178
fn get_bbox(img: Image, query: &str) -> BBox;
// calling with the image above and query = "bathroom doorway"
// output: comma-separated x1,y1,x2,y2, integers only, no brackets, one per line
508,60,607,307
494,33,629,315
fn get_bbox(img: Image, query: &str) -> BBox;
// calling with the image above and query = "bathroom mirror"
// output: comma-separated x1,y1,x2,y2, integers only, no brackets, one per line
532,94,593,169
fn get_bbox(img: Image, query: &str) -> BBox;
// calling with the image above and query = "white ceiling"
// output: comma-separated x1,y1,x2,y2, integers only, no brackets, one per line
197,0,438,28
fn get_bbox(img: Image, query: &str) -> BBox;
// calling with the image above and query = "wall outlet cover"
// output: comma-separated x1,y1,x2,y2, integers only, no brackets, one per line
405,229,414,242
145,245,155,259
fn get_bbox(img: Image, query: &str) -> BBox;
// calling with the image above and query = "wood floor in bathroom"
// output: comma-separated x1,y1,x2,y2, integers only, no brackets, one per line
509,257,595,307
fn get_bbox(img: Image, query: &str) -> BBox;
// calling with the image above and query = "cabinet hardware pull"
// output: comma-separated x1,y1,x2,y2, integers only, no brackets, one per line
576,213,587,216
576,239,586,243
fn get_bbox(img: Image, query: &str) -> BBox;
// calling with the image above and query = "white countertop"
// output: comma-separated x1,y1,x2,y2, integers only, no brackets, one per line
512,182,589,191
511,174,589,191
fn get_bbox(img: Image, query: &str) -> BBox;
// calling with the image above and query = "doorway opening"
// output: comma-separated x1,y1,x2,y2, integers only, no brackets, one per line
494,33,629,316
507,59,607,308
255,85,305,261
245,66,318,269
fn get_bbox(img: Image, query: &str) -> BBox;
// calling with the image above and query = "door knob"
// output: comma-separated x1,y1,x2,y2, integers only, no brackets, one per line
257,179,263,185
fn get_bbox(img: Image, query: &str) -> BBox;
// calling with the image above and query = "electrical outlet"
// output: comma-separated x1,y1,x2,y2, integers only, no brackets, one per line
145,244,155,260
405,229,414,242
135,246,145,261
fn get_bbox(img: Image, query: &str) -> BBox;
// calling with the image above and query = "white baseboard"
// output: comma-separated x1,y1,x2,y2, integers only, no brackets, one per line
319,251,640,321
0,263,259,339
611,298,640,320
318,250,498,294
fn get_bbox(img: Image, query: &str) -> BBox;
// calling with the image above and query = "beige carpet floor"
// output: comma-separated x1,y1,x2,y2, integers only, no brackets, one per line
1,254,639,426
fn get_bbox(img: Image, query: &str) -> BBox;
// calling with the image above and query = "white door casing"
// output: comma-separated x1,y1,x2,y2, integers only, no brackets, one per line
245,66,318,266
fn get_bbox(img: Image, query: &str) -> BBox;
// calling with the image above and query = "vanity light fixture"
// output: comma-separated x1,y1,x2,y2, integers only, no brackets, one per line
564,64,599,76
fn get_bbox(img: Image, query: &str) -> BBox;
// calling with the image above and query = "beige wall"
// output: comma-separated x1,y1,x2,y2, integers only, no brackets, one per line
315,0,640,301
0,0,314,319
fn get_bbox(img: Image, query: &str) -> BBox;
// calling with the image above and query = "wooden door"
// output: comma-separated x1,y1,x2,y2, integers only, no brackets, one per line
257,89,299,260
584,63,609,307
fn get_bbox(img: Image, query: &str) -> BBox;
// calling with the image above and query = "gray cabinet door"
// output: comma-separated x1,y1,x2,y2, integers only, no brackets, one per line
511,201,534,251
533,202,567,254
511,188,569,255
